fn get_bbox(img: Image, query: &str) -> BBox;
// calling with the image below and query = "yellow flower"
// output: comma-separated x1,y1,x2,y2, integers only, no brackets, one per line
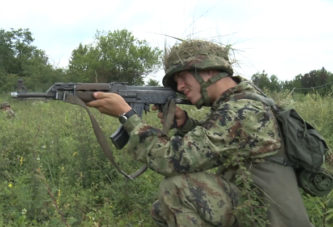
8,183,13,188
20,156,24,166
57,189,61,205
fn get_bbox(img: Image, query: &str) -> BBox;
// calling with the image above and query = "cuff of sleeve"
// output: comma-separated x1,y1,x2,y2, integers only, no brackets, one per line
123,114,142,133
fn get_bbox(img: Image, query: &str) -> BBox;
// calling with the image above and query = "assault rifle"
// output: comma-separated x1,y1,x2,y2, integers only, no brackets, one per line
11,82,191,179
11,82,190,148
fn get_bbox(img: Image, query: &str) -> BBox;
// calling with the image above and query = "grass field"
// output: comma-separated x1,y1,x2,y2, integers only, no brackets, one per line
0,91,332,226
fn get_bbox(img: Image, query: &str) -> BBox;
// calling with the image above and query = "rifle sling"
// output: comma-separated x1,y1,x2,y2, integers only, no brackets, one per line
162,98,176,134
65,94,147,180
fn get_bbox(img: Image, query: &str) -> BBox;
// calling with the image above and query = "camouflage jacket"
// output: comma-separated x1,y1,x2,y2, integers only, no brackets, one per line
123,76,282,177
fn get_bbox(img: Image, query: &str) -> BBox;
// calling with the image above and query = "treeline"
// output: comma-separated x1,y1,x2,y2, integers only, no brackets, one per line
252,68,333,96
0,28,161,92
0,28,65,92
1,28,332,94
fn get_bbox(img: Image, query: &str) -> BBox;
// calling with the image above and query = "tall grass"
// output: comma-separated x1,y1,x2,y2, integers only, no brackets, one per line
0,92,333,226
0,96,161,226
269,91,333,226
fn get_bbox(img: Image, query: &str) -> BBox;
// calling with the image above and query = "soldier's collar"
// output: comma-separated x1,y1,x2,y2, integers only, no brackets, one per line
212,76,255,109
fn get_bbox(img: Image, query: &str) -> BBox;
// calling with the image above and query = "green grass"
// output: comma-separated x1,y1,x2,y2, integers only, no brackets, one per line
0,92,333,226
0,96,161,226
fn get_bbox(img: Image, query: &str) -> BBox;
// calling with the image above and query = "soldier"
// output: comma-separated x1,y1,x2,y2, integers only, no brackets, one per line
88,40,313,226
17,78,27,93
0,102,15,118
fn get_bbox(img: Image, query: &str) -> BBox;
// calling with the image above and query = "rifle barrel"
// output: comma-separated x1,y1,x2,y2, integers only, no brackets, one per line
11,92,54,99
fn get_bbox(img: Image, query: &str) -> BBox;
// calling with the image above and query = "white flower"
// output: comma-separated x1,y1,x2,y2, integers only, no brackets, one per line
22,208,27,215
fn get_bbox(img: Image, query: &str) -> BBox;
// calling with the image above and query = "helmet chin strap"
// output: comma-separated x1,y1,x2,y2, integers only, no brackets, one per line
191,69,229,108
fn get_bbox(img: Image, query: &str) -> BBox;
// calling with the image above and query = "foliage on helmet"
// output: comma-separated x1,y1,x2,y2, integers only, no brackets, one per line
162,40,233,89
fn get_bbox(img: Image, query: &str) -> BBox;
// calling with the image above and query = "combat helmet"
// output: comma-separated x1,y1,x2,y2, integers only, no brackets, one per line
163,40,233,108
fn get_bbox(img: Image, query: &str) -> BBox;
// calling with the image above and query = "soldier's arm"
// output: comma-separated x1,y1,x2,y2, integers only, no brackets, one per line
123,99,281,177
123,105,237,176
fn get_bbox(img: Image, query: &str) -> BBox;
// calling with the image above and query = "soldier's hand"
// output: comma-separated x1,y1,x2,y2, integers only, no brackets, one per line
152,105,187,128
87,92,131,117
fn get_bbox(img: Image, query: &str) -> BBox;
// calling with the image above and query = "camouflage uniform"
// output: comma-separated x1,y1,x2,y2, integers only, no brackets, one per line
123,76,313,226
17,78,27,93
0,102,15,118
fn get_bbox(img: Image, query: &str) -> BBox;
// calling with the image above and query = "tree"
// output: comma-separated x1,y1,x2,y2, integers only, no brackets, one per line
146,79,160,86
67,43,95,83
281,68,333,96
0,28,35,75
0,28,66,92
251,71,282,93
251,70,283,92
68,29,162,85
251,71,270,90
300,68,330,95
269,75,281,92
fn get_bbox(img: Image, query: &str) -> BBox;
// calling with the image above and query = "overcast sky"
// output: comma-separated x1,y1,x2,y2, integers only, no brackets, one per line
1,0,332,83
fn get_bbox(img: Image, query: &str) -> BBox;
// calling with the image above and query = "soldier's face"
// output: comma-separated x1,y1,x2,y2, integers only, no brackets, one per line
174,71,202,104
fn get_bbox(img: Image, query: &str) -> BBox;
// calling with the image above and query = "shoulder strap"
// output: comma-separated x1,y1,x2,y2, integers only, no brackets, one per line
232,91,292,166
232,92,279,111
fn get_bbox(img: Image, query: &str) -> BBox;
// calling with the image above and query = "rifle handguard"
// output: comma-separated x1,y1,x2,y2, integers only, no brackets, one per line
76,91,95,103
75,83,110,102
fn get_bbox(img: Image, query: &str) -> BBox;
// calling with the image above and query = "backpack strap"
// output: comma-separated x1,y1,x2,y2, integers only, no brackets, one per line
231,91,292,167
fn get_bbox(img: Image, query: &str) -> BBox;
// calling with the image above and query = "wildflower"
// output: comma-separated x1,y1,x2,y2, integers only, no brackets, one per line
8,183,13,188
21,208,27,215
57,189,61,206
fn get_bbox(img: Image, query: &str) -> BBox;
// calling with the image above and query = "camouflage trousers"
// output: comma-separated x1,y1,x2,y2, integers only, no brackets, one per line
151,172,239,227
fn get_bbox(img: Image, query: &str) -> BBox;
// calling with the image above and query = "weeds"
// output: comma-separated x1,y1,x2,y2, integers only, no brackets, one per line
0,93,333,226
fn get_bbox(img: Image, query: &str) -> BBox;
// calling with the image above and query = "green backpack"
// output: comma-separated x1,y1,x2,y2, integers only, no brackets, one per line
240,92,333,197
